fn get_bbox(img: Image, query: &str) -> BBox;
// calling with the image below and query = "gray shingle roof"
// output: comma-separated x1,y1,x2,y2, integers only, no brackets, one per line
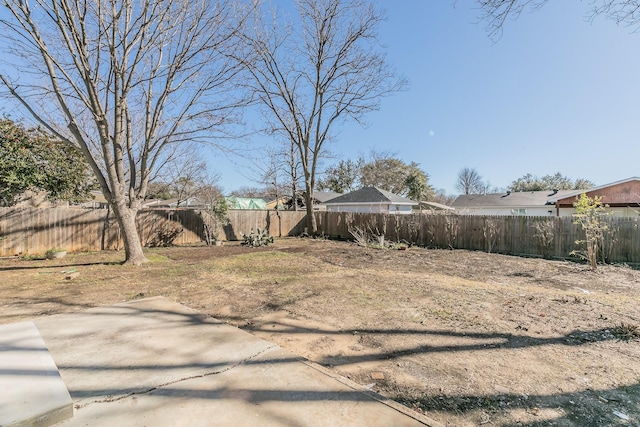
313,191,341,203
419,201,455,210
452,190,577,208
324,187,417,205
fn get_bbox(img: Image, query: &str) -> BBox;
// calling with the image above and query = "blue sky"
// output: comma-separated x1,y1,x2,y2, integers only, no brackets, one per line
1,1,637,196
216,1,640,195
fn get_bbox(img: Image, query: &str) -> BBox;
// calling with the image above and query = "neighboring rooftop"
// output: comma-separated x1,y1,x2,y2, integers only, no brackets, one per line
312,191,341,203
325,187,417,205
555,176,640,206
225,197,267,210
452,190,577,208
419,201,455,211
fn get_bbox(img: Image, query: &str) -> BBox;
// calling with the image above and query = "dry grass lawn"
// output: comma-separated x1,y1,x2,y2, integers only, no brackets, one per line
1,238,639,426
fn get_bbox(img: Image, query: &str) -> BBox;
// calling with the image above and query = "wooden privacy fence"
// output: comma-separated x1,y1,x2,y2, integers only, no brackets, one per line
1,207,639,264
0,208,306,257
225,209,307,240
315,212,640,264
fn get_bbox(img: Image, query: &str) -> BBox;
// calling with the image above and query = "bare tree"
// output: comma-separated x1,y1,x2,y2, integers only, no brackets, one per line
248,141,303,211
194,174,228,245
230,186,270,198
432,189,457,206
236,0,406,234
154,149,211,207
476,0,547,39
477,0,640,39
286,141,303,211
259,146,292,206
455,167,486,195
0,0,247,264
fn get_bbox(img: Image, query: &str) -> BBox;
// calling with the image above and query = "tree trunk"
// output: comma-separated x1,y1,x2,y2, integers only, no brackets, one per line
113,204,148,265
304,190,317,235
292,182,298,212
290,142,298,212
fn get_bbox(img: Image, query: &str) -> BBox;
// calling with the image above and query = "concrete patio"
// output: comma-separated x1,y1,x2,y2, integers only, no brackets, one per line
2,297,440,426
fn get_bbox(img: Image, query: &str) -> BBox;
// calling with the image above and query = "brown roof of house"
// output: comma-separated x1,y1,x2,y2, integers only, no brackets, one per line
555,177,640,206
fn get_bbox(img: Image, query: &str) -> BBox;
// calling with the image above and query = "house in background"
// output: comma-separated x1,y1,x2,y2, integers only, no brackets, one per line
555,177,640,217
310,191,341,211
452,177,640,217
265,196,289,210
264,191,340,211
417,201,456,213
452,189,575,216
323,187,417,214
225,197,267,210
142,197,205,208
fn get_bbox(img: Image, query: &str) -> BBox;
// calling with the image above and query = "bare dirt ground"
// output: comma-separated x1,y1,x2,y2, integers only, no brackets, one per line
1,238,639,426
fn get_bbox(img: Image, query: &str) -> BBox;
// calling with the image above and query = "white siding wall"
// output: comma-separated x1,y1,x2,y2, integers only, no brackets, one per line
325,204,414,214
460,206,640,217
610,207,640,217
326,204,389,214
456,207,556,216
559,206,640,217
395,205,414,214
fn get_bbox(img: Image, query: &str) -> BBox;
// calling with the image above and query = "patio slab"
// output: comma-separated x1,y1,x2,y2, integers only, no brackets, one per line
30,297,440,426
0,321,73,427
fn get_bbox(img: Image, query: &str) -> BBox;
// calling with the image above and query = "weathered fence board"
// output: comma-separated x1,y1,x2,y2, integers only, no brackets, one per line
0,208,307,257
222,210,306,240
1,207,639,264
316,212,639,264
